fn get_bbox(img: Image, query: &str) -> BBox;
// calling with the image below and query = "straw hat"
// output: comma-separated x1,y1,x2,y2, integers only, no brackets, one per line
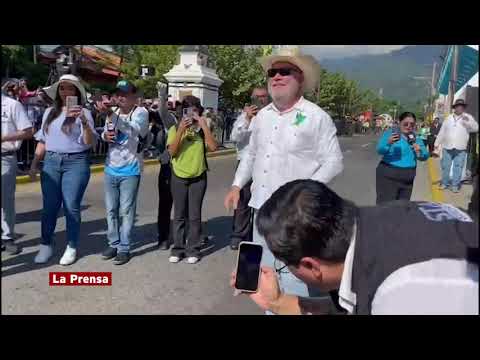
259,47,320,92
43,74,87,104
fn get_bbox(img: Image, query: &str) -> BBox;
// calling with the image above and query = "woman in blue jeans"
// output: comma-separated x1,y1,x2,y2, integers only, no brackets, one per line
29,75,97,265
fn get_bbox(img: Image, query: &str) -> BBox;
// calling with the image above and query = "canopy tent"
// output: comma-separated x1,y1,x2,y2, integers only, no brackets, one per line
437,45,478,95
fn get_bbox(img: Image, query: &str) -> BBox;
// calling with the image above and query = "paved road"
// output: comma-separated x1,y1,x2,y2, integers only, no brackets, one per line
1,133,431,314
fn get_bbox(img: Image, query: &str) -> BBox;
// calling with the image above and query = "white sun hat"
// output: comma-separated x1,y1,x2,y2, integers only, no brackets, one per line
259,47,321,92
43,74,87,104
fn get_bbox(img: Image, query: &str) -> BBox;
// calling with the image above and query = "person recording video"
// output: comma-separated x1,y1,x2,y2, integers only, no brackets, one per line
228,87,269,250
96,80,149,266
231,179,478,315
376,112,429,204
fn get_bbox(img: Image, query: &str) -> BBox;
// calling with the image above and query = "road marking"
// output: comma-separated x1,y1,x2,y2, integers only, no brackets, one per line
427,158,445,203
344,150,352,154
361,143,371,148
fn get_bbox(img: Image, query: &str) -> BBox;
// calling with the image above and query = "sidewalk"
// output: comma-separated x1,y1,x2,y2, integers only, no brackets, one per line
426,157,473,212
15,143,237,185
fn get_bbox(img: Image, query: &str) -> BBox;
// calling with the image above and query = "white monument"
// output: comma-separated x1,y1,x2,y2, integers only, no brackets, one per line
164,45,223,110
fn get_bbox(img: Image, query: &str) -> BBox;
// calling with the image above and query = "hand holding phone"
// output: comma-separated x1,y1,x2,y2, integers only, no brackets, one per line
66,96,78,111
234,242,263,293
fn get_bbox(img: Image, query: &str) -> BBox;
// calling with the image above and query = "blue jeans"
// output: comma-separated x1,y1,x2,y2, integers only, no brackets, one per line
441,149,467,188
41,151,91,248
104,173,140,253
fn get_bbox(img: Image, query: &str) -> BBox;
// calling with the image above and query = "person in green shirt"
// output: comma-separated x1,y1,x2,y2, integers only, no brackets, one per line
419,123,430,148
167,96,217,264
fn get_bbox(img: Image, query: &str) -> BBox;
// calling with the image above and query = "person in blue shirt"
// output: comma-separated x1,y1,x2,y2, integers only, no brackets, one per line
96,80,149,265
376,112,429,204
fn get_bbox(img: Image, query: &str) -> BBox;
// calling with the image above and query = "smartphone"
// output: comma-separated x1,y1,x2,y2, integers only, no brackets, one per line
391,125,400,141
251,97,264,109
234,242,263,293
66,96,78,111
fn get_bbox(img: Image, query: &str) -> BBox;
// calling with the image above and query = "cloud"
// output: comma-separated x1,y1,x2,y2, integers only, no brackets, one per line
299,45,407,60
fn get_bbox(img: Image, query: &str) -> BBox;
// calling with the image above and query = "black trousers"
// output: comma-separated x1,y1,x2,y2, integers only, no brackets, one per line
376,162,416,204
171,171,207,258
230,162,253,244
157,163,173,244
427,135,436,154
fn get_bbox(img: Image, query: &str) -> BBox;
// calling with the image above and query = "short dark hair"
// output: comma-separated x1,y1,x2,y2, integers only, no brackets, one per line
256,180,357,266
181,95,204,116
399,112,416,122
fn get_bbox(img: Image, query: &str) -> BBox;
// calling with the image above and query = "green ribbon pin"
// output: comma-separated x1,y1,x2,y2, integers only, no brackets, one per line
294,112,306,126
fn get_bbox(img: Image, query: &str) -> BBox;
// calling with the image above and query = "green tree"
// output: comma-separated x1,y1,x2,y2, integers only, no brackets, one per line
1,45,49,87
115,45,181,98
207,45,267,110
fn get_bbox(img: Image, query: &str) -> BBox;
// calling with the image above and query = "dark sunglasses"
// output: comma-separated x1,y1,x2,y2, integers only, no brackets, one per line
267,68,298,78
401,121,415,127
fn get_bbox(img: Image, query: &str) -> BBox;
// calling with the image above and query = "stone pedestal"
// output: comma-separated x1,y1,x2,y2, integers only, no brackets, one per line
164,45,223,110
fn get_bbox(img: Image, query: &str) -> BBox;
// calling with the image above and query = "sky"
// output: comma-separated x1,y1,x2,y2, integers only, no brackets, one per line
300,45,407,60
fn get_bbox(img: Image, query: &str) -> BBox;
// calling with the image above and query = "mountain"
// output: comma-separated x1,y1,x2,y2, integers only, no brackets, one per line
320,45,447,108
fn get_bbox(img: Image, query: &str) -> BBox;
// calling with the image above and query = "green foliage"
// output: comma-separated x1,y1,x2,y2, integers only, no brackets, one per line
116,45,181,98
207,45,267,110
1,45,49,87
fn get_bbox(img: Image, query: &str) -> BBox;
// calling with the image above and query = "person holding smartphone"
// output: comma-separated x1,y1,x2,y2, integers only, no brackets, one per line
228,87,269,250
376,112,429,204
232,179,478,315
96,80,149,266
29,74,97,265
167,95,217,264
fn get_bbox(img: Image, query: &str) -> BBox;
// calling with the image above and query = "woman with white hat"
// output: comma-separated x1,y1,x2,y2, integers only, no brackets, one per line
29,74,97,265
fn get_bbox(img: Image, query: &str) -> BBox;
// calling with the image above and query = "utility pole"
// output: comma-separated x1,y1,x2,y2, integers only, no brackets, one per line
33,45,37,64
448,45,460,111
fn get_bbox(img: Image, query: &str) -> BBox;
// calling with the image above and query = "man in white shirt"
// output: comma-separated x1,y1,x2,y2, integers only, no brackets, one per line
228,87,270,250
224,47,344,299
1,93,33,255
435,99,478,193
231,180,478,315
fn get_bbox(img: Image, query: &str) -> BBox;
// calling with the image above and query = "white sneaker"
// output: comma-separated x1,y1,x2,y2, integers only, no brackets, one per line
59,245,77,266
169,256,181,263
187,256,199,264
34,245,53,264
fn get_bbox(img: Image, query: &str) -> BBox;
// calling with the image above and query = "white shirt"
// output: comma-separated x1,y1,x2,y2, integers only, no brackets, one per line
230,112,254,161
1,94,32,153
435,112,478,150
338,228,479,315
232,97,343,210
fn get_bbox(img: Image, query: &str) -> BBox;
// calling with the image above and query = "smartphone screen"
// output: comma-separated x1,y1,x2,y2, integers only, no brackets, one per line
66,96,78,110
234,242,263,292
392,126,400,136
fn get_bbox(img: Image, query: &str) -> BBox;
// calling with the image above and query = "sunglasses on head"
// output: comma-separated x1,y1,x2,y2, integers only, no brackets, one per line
267,68,299,78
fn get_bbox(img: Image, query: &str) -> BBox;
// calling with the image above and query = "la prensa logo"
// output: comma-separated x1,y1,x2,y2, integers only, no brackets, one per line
49,272,112,286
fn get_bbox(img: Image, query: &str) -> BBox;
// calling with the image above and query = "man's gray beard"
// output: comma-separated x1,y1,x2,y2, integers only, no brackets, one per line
269,83,303,109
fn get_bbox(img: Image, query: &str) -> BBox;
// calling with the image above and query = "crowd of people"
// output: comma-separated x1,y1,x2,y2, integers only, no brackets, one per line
1,46,478,315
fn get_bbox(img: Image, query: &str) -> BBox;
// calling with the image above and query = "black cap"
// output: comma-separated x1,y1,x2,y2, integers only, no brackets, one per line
452,99,468,108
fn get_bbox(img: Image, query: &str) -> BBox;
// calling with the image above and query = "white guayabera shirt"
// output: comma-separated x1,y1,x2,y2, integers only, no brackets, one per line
435,112,478,151
233,96,344,210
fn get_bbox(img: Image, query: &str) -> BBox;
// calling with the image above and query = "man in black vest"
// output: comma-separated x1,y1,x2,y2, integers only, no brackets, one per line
231,179,479,315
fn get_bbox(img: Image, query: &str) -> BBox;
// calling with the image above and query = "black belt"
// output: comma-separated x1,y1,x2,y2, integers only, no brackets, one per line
1,151,16,157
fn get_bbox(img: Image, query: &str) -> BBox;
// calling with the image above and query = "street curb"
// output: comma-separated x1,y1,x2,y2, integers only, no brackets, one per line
427,157,445,203
16,149,237,185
